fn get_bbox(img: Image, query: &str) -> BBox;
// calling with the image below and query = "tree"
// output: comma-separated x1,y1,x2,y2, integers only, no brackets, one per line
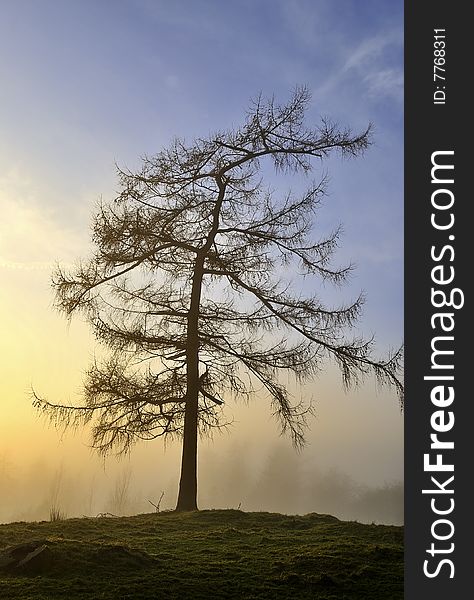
33,87,403,511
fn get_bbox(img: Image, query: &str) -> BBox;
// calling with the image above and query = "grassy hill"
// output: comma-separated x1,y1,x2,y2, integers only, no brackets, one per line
0,509,403,599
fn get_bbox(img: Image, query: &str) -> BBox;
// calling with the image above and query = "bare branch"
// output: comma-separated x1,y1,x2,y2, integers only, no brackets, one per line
34,87,402,469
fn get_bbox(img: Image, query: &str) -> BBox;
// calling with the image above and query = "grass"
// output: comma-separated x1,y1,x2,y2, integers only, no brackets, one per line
49,507,67,523
0,509,403,599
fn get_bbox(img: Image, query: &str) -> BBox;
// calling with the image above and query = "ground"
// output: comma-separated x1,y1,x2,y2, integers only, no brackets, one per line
0,509,403,599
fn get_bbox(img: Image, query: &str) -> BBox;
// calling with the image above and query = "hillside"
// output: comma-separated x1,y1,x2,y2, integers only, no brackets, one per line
0,509,403,599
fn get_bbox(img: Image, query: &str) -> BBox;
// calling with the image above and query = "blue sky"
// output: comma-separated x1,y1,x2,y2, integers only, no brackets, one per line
0,0,403,323
0,0,403,518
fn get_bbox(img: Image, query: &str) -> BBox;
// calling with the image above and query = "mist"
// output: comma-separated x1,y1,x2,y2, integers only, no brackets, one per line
1,431,402,526
1,279,403,528
1,314,403,527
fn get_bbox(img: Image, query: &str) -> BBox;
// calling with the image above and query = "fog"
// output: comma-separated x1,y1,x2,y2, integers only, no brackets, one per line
1,251,403,528
0,445,403,525
0,390,403,526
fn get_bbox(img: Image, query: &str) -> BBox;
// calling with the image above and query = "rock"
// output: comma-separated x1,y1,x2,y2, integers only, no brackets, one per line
0,540,53,574
17,544,53,573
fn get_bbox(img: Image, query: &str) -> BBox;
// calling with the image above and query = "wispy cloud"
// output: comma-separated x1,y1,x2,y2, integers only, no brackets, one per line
0,167,86,271
317,30,403,102
364,68,403,100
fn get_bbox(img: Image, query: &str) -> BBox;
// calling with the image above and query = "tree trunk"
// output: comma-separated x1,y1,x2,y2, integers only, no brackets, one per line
175,253,204,511
175,389,199,511
175,303,200,511
175,178,226,511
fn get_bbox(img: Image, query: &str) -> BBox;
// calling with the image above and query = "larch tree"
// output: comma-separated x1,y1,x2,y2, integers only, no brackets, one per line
33,88,403,511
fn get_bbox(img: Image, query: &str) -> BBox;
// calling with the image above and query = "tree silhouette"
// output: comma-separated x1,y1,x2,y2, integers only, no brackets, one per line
33,87,403,511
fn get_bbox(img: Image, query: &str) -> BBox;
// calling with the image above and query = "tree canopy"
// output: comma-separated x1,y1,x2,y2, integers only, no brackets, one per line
33,87,403,510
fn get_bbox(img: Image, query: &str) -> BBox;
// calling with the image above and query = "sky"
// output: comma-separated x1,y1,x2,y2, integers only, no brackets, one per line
0,0,403,523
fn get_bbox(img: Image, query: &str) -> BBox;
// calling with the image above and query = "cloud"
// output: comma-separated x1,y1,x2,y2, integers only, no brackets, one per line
342,30,400,72
0,167,87,270
317,30,403,103
364,68,403,101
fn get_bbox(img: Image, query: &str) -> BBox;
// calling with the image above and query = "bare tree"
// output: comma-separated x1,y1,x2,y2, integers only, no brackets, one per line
33,87,403,511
